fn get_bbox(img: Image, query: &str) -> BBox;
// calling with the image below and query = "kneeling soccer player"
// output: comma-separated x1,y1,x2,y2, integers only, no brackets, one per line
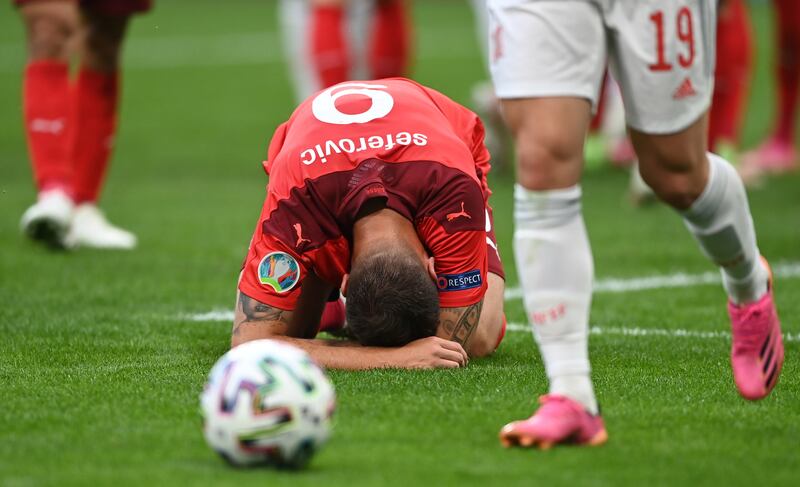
232,78,506,370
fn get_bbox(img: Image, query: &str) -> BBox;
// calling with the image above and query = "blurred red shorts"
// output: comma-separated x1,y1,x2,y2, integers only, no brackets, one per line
13,0,152,16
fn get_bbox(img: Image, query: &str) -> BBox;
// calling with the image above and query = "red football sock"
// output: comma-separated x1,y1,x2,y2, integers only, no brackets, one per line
319,298,346,333
70,68,119,204
311,5,350,88
709,0,752,150
369,0,410,79
774,0,800,143
23,60,72,193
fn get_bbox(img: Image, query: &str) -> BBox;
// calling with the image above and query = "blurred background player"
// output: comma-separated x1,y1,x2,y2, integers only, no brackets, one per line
741,0,800,178
16,0,146,250
709,0,752,163
469,0,511,169
279,0,409,101
488,0,783,449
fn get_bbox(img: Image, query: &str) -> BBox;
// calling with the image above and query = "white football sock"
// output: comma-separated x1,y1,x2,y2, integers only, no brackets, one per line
682,153,769,305
514,184,599,414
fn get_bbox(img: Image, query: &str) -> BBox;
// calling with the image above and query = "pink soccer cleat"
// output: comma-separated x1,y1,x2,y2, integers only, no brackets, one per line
499,395,608,450
728,265,784,401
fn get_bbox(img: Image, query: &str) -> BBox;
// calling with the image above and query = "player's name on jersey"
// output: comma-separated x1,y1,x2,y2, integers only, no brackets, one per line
300,132,429,165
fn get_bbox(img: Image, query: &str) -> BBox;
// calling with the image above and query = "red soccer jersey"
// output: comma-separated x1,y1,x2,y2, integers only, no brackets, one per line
239,78,503,313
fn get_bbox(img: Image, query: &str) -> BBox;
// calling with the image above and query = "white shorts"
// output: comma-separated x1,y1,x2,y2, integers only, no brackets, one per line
488,0,717,134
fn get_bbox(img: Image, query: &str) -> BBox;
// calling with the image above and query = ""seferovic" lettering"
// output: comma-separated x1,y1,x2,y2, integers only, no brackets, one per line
300,132,428,165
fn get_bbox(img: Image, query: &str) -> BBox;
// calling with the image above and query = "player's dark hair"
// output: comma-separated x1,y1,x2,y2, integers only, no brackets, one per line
346,249,439,347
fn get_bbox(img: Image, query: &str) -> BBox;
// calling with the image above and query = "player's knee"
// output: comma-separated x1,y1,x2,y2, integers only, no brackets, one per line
515,136,582,190
26,14,74,61
646,174,703,209
637,145,707,210
82,23,127,72
82,41,121,72
640,160,704,210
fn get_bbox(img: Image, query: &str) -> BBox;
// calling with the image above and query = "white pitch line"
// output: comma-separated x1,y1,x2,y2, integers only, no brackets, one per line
183,312,799,343
183,261,800,341
506,322,800,342
183,260,800,321
187,310,236,322
503,260,800,301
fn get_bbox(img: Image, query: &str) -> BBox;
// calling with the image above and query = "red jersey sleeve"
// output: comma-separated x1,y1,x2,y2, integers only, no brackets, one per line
420,217,488,308
239,215,308,311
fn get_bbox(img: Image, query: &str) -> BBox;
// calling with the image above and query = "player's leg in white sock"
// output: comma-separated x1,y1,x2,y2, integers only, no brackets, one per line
498,93,598,415
514,184,598,414
632,116,768,306
490,0,609,441
681,153,768,304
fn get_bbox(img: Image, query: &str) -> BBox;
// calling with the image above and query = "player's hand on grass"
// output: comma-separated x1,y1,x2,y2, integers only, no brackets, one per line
394,336,469,369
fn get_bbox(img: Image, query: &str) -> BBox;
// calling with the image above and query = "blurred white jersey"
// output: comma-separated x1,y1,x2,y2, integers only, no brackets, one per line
487,0,716,134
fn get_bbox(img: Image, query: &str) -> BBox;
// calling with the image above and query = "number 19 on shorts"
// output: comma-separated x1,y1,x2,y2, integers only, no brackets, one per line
649,6,696,72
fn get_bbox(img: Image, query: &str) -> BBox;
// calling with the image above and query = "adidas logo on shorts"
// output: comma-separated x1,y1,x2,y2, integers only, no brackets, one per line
673,77,697,100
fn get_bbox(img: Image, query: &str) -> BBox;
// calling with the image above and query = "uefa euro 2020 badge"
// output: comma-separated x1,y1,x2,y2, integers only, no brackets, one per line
258,252,300,293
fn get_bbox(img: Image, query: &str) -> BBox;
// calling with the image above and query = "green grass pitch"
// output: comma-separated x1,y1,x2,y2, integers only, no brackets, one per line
1,1,798,486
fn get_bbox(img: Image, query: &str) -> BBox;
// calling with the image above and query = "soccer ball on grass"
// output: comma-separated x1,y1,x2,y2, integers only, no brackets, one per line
200,339,335,468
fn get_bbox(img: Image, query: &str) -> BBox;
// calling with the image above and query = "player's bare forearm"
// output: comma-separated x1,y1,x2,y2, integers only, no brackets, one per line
438,300,484,357
232,291,294,345
277,338,410,370
233,291,392,369
232,291,465,370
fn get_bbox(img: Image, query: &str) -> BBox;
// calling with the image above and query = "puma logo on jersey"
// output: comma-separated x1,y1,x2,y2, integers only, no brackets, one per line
294,223,311,248
446,202,472,222
673,77,697,100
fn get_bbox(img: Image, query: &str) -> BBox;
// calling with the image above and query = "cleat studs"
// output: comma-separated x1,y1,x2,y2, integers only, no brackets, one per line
519,436,535,447
499,429,519,448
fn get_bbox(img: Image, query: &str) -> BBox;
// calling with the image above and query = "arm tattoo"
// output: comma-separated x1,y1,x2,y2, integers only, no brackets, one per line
233,292,291,336
440,301,483,346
